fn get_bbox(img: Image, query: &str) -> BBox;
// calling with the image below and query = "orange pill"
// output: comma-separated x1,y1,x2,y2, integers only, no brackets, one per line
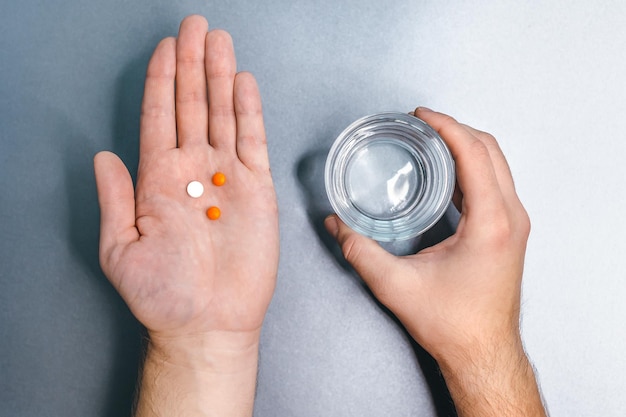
212,172,226,186
206,206,221,220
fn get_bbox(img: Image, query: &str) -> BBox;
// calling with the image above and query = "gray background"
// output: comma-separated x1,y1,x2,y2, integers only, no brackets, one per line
1,1,625,416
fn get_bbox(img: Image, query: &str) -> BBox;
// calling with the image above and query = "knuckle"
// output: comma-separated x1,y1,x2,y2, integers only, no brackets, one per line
438,113,459,127
209,103,235,117
478,131,498,145
236,105,263,117
482,207,531,249
467,138,491,159
207,65,234,80
177,90,206,104
238,133,266,146
437,114,461,136
479,209,514,248
340,233,362,266
177,52,204,66
141,105,171,119
146,67,175,80
490,218,514,246
477,132,504,157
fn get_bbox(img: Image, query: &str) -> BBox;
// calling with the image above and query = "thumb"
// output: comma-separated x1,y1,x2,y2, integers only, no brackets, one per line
324,215,400,299
93,151,138,275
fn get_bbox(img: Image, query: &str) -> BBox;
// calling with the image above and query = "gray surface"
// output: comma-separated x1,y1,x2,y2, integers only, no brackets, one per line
2,1,626,416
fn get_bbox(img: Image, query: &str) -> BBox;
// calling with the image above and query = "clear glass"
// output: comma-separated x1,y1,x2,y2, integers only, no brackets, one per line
325,112,455,242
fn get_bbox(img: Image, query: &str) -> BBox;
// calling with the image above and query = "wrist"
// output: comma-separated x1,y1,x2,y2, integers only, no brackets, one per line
438,339,530,390
436,337,546,417
435,330,526,375
146,329,261,373
136,330,261,417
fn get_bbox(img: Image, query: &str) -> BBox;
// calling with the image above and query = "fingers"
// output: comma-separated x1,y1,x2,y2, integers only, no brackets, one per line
172,20,251,164
324,215,400,300
414,108,505,219
460,124,519,202
149,17,263,171
234,72,269,171
140,37,177,154
175,15,209,147
205,29,237,150
94,152,139,273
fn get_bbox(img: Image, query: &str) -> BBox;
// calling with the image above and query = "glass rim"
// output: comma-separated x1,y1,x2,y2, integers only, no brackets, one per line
325,112,455,241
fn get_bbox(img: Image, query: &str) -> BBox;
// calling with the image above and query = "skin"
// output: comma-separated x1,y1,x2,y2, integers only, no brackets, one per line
94,15,278,417
325,107,548,416
95,13,547,417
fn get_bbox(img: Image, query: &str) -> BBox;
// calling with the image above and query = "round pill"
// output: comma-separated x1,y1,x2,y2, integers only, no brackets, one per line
212,172,226,186
206,206,221,220
186,181,204,198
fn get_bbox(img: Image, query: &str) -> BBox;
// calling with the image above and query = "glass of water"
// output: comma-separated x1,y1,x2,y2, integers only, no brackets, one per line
325,112,455,242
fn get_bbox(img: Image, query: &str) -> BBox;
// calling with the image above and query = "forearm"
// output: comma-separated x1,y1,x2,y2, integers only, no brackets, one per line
135,332,260,417
437,339,547,417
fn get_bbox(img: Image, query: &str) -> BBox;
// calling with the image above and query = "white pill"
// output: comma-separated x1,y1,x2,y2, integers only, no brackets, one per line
186,181,204,198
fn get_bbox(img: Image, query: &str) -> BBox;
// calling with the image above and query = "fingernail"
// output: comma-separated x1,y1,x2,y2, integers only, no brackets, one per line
416,106,433,112
324,215,339,238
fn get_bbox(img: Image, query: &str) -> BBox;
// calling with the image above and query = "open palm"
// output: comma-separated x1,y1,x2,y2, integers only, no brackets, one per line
94,16,278,340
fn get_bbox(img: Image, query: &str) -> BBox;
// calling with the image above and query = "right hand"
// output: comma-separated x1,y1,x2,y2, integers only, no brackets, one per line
325,107,531,366
94,16,279,355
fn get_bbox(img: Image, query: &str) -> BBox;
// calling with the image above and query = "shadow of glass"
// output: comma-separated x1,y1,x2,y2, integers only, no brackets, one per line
296,149,352,271
296,146,460,417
